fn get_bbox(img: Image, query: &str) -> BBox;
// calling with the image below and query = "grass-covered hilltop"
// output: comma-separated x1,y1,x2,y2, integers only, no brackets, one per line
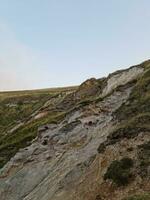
0,60,150,200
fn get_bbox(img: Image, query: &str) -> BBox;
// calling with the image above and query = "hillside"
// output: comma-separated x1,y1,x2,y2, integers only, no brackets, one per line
0,60,150,200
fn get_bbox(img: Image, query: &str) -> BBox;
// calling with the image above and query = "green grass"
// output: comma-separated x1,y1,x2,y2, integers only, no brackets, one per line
0,86,77,134
0,93,52,134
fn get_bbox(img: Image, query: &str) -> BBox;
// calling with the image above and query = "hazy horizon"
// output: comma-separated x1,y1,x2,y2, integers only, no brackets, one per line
0,0,150,91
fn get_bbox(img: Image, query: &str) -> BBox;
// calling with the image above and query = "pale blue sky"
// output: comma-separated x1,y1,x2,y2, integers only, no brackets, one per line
0,0,150,91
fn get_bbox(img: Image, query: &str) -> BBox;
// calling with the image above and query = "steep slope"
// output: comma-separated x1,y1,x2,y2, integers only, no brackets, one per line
0,60,149,200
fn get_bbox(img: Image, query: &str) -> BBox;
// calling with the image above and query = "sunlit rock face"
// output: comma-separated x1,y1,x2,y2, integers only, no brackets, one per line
0,60,150,200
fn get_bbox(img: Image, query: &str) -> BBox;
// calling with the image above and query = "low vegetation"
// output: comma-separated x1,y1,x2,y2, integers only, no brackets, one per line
123,193,150,200
98,64,150,153
107,113,150,144
104,157,134,186
115,68,150,121
0,110,66,168
0,93,52,134
0,87,76,169
138,141,150,177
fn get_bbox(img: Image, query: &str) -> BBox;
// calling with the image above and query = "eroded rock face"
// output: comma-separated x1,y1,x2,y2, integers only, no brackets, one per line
75,78,101,99
102,65,143,97
0,61,149,200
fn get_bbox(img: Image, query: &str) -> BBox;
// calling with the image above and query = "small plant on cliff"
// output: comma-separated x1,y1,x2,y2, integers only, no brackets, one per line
104,157,134,186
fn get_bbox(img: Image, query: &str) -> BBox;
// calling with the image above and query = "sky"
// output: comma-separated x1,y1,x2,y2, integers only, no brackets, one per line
0,0,150,91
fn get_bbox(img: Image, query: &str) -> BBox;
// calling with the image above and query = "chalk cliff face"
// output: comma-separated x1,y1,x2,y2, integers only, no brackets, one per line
0,61,150,200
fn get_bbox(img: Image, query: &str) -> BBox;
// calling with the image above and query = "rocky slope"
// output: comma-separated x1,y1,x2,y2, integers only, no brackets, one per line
0,60,150,200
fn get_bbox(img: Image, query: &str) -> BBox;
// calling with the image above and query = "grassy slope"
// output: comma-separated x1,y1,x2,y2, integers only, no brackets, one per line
0,87,77,168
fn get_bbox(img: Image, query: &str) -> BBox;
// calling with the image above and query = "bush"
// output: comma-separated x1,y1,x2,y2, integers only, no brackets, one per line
104,157,134,186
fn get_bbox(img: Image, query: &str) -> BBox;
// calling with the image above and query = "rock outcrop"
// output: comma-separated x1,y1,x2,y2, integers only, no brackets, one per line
0,60,150,200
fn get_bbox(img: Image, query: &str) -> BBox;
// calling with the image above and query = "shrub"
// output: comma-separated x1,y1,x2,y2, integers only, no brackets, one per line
104,157,134,186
